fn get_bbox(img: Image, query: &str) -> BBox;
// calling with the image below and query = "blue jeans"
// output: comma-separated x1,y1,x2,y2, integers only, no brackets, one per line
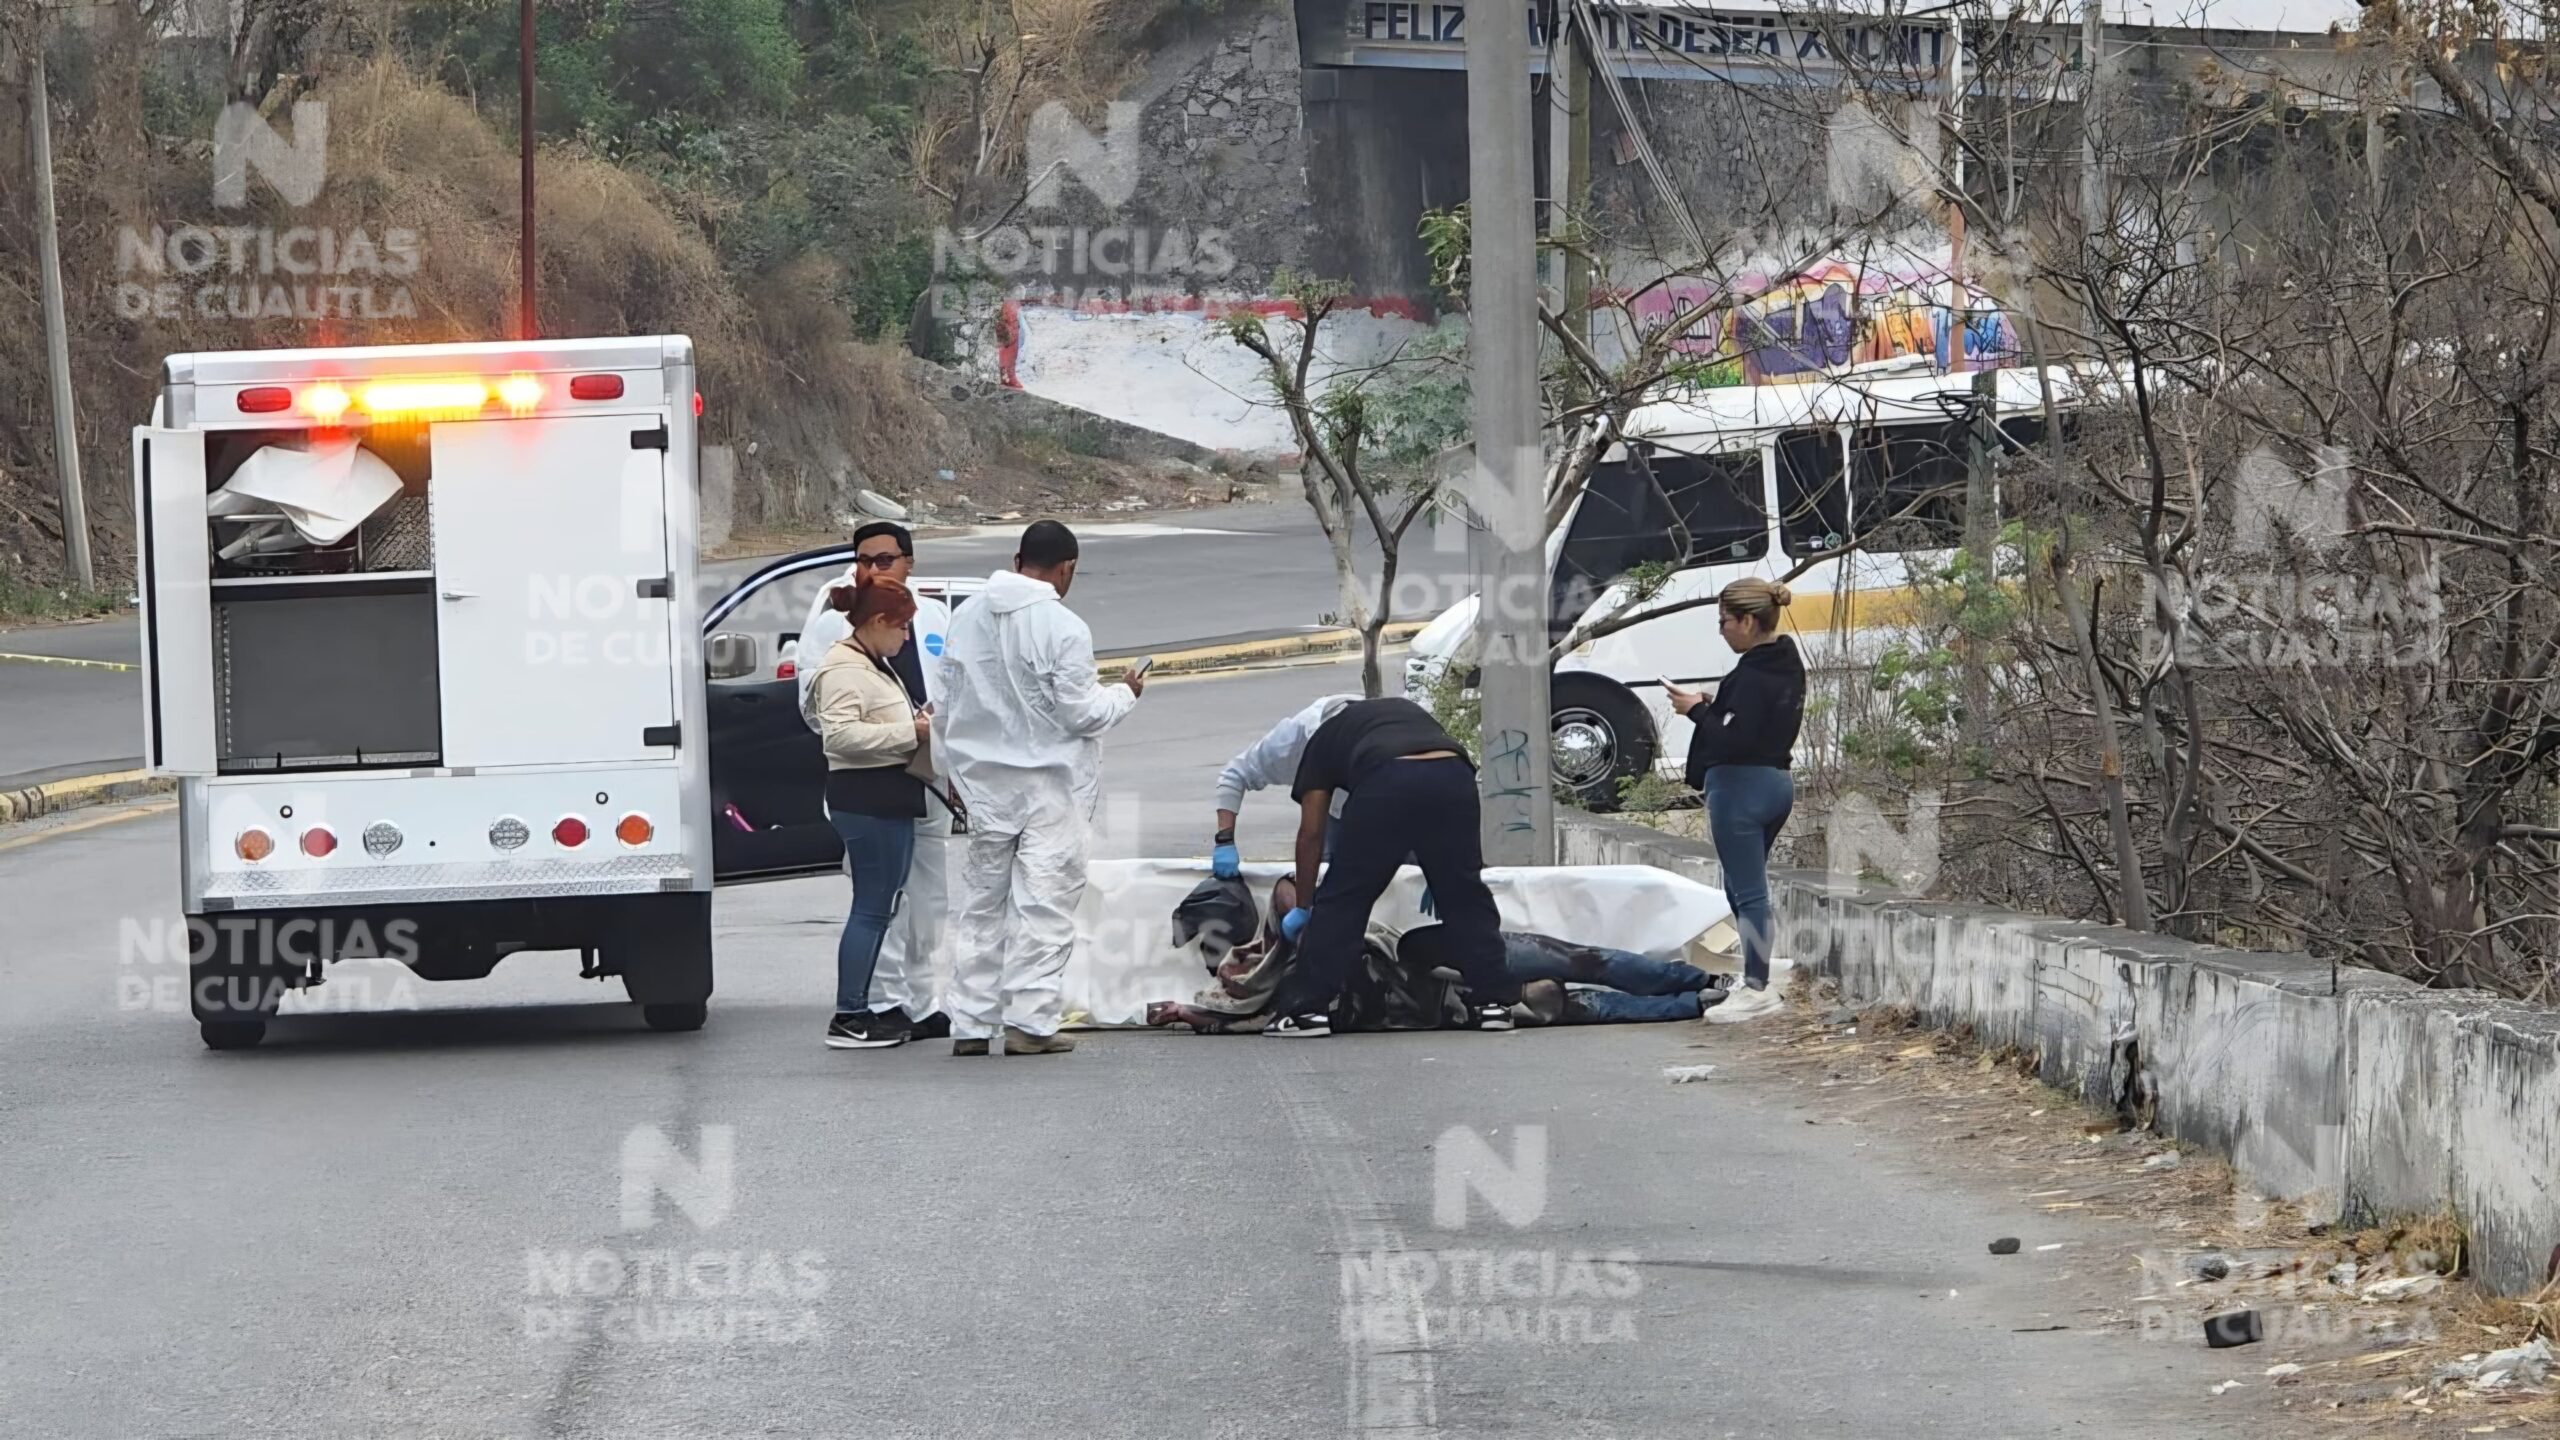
1503,934,1711,1023
1703,765,1794,990
830,811,918,1013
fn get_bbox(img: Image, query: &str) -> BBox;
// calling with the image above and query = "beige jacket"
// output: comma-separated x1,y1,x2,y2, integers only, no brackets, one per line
808,640,929,777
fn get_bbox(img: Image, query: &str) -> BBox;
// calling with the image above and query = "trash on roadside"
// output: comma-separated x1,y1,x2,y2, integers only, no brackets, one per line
1662,1064,1718,1084
1989,1237,2021,1255
2264,1363,2303,1378
2211,1380,2246,1395
2434,1338,2553,1393
2360,1274,2444,1304
2143,1152,2183,1172
2204,1310,2264,1348
2191,1254,2232,1282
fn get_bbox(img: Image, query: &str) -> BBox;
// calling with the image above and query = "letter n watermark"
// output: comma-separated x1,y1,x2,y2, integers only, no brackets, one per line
1433,1124,1547,1229
620,1123,734,1231
213,100,328,209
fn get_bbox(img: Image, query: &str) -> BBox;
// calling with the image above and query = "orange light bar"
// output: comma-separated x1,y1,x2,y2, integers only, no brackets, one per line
301,384,352,423
360,379,490,417
497,374,545,412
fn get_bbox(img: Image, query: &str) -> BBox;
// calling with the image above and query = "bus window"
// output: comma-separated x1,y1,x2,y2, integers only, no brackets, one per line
1776,429,1847,558
1850,421,1967,552
1551,458,1669,640
1657,451,1767,564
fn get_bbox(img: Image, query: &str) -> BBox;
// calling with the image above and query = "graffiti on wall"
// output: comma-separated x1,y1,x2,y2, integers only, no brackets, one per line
1620,261,2016,384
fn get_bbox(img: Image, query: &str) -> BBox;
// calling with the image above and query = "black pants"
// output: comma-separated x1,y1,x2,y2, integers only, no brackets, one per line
1271,757,1516,1017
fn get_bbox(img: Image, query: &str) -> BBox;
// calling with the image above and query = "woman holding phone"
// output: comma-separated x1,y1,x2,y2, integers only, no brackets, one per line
809,575,933,1049
1665,577,1806,1022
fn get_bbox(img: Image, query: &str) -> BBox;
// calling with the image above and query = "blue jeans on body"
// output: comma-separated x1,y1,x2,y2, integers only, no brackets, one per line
830,810,918,1013
1502,935,1713,1023
1703,765,1794,990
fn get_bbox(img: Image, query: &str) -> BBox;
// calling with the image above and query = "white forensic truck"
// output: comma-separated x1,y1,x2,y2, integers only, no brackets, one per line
136,336,715,1048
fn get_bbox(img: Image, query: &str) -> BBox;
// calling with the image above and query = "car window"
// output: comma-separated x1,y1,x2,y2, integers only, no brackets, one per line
1850,421,1968,553
1550,451,1768,639
1776,429,1847,559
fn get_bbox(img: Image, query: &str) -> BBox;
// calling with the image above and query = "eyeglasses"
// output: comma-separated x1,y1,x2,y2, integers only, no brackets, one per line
855,551,907,567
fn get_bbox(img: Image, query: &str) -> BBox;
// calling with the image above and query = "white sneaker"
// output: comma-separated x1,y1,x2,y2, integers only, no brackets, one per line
1707,985,1785,1025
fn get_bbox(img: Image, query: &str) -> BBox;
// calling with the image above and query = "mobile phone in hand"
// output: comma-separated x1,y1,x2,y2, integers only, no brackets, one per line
1129,656,1155,681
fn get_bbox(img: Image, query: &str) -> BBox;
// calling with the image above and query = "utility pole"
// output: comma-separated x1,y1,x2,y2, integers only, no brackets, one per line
1543,6,1592,344
2080,1,2105,252
1945,11,1968,373
29,34,93,591
1468,0,1553,865
518,0,538,340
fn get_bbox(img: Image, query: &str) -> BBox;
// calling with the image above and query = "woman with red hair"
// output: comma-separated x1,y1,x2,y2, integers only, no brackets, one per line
806,575,932,1049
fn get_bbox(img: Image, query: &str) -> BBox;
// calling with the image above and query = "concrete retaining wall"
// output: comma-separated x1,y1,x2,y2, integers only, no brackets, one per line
1560,811,2560,1296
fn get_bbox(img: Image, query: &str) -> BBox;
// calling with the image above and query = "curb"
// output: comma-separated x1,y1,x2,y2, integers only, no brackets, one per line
0,769,173,827
1099,622,1427,681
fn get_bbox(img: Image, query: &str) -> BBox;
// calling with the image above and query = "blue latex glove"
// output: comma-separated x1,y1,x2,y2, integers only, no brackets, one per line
1211,842,1241,879
1280,907,1312,942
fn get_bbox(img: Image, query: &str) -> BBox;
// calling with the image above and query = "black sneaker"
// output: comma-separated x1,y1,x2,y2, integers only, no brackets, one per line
825,1010,908,1049
1470,1004,1516,1032
904,1010,952,1041
1265,1012,1333,1038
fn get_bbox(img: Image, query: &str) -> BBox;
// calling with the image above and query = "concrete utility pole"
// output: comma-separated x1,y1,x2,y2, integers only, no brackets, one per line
1467,0,1553,864
29,38,93,591
1543,7,1592,341
2080,1,2106,246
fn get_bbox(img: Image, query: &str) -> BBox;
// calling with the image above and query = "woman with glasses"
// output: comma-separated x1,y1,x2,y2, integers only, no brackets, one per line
1664,577,1805,1023
807,574,933,1049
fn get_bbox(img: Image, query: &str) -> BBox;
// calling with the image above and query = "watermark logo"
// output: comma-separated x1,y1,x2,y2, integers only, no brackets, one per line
1338,1124,1640,1348
214,100,328,208
1821,788,1941,895
114,914,424,1015
1026,100,1142,209
2147,442,2444,669
116,98,422,324
929,100,1232,320
524,1124,827,1345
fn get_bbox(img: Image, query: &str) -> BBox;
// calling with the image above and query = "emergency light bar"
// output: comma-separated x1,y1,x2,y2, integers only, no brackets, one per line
233,372,640,423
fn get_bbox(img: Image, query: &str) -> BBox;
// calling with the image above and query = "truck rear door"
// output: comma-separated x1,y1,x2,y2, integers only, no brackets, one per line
134,427,217,775
429,414,678,768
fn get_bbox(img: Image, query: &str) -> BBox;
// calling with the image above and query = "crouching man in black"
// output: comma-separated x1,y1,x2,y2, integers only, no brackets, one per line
1261,697,1519,1037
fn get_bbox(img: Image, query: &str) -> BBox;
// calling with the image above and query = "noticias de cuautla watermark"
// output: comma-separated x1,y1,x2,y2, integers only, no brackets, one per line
116,101,421,323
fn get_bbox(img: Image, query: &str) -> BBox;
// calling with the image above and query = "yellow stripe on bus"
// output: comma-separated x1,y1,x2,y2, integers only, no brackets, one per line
1780,585,1934,634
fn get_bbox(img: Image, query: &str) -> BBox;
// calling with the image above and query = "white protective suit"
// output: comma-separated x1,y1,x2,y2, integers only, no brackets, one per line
933,569,1137,1039
1215,693,1362,823
799,573,959,1022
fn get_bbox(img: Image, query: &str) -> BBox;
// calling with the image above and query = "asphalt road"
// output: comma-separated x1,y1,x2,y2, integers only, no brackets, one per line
2,664,2310,1440
0,499,1469,784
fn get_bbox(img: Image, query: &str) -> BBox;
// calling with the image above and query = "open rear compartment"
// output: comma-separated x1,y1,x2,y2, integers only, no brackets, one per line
203,427,444,773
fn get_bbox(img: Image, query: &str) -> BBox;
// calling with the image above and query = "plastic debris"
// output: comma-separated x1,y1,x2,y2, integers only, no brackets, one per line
2265,1363,2303,1378
2191,1255,2232,1282
1663,1064,1719,1084
1988,1237,2021,1255
2205,1310,2264,1348
2360,1274,2444,1303
2143,1152,2184,1172
2212,1380,2246,1395
2434,1338,2553,1393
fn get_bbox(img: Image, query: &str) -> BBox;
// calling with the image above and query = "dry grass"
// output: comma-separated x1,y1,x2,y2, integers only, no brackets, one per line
1698,978,2560,1435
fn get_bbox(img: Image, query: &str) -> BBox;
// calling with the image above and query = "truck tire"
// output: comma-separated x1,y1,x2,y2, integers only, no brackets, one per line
1550,673,1658,813
614,892,715,1017
643,1003,709,1033
190,917,287,1050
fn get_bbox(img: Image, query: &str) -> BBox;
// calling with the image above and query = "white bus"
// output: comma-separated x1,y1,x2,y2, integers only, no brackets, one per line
1403,363,2106,806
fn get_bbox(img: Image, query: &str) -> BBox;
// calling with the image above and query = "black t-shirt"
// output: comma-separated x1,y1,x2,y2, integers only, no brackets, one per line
1290,698,1468,800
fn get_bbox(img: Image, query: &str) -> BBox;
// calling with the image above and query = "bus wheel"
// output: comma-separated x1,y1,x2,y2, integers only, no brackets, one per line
1550,675,1657,813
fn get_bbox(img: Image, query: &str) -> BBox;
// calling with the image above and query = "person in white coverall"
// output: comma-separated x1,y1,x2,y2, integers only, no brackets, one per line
798,521,960,1042
932,520,1143,1056
1209,693,1360,878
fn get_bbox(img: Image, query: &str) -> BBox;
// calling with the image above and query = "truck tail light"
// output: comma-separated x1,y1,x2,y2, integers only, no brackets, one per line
552,816,590,849
363,822,403,858
497,374,545,412
570,374,625,400
775,659,797,680
235,828,275,862
489,817,529,851
615,814,654,847
237,387,292,414
301,384,353,423
301,826,338,858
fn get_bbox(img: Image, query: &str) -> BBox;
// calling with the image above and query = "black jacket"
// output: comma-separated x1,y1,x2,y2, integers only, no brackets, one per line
1684,635,1807,787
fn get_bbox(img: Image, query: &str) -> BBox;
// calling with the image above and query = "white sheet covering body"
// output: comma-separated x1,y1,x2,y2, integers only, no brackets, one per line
1065,862,1731,1027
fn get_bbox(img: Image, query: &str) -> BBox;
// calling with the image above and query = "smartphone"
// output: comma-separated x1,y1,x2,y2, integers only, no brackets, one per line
1128,655,1155,681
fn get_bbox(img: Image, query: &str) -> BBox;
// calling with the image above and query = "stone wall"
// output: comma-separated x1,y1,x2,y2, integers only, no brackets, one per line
1558,810,2560,1297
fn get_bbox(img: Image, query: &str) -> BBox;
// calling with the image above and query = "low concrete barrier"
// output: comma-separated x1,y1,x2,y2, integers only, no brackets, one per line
1559,810,2560,1296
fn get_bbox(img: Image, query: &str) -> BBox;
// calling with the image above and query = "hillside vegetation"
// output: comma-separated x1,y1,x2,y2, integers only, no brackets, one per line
0,0,1218,592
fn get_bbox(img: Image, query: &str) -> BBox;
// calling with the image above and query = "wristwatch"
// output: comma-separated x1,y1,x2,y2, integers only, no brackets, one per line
1213,828,1236,845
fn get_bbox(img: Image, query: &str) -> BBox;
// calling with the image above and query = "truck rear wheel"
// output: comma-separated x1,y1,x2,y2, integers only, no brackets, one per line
199,1020,267,1050
642,1003,708,1033
190,918,288,1050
